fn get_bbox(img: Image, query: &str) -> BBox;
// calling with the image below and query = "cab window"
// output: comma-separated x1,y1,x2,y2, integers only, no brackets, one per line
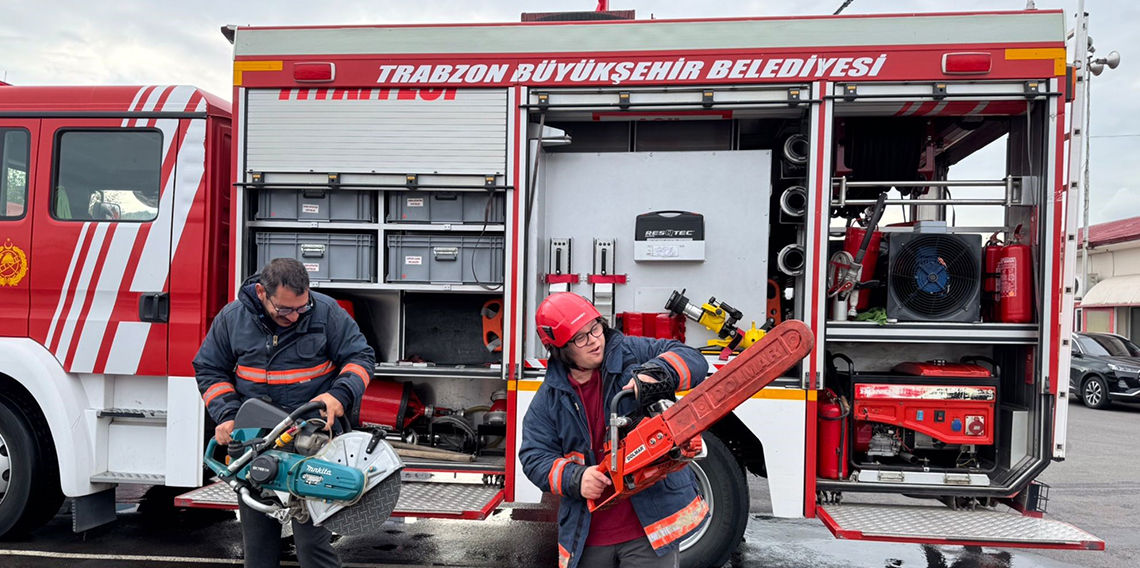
52,129,162,222
1,128,30,220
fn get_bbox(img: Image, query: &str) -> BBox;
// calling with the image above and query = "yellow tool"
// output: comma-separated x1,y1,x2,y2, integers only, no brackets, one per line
664,289,766,358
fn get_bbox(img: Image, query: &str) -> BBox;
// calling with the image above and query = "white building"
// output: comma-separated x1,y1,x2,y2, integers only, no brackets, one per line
1076,216,1140,339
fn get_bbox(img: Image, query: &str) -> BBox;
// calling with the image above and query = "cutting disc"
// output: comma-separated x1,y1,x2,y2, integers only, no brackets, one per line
305,431,403,535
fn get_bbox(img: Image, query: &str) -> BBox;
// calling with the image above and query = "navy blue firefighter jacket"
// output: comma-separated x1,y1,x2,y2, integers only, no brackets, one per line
519,330,710,568
194,277,375,427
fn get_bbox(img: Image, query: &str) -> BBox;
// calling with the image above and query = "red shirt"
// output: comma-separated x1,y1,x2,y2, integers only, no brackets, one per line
571,370,645,547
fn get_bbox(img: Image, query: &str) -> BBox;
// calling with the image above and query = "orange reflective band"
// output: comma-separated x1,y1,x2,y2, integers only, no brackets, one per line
235,366,268,383
558,543,571,568
342,363,371,388
660,352,691,390
549,457,570,496
1005,48,1067,76
565,451,585,466
236,361,336,385
267,360,335,383
645,495,709,549
202,383,235,405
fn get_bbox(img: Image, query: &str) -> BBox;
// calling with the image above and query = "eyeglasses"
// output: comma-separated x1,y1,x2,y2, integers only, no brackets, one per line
268,296,313,317
570,321,604,348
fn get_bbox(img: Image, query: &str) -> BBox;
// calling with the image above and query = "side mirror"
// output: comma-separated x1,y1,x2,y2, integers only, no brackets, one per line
1071,351,1083,359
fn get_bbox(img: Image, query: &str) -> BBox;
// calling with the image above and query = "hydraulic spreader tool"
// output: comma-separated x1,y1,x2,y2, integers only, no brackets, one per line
664,288,768,358
588,320,814,512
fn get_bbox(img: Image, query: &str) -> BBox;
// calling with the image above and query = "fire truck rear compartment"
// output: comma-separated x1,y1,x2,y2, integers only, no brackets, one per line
816,94,1058,509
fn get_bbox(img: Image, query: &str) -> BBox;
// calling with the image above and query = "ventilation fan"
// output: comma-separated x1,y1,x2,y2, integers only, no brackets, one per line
887,233,982,322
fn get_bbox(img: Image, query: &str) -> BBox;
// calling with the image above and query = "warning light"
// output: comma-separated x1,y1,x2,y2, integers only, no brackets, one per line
294,62,336,82
942,53,991,75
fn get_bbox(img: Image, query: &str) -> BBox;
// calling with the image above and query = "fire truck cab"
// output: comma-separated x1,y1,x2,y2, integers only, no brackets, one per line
0,84,232,533
0,7,1105,565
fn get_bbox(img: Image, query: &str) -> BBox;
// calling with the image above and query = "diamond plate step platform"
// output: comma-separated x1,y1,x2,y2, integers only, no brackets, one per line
817,504,1104,550
175,480,504,521
96,408,167,420
90,471,165,484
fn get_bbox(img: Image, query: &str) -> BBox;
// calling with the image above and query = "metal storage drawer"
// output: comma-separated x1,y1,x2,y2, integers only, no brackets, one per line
387,234,504,284
256,233,376,282
256,188,376,222
386,191,505,224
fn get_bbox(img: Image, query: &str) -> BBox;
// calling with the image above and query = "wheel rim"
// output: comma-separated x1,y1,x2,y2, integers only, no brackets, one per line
0,429,10,506
1085,380,1103,406
679,462,713,552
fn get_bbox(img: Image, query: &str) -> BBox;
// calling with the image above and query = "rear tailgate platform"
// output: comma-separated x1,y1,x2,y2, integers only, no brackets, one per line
818,503,1104,550
176,480,504,521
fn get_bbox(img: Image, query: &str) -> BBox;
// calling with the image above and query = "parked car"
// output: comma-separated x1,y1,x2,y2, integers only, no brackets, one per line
1069,332,1140,409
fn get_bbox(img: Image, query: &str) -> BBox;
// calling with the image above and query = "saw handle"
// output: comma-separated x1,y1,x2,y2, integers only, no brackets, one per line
204,439,229,477
633,373,678,405
203,401,328,478
597,374,681,503
607,389,635,474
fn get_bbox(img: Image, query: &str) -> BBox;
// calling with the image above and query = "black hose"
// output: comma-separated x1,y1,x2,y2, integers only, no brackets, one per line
854,192,887,265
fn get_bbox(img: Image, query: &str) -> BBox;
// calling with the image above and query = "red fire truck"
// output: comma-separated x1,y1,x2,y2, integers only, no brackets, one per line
0,7,1103,566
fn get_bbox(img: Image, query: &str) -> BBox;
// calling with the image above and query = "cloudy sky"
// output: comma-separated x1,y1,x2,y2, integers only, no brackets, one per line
1,0,1135,225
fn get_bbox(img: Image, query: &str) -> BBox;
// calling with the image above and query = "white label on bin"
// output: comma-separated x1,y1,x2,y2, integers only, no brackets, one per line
301,203,320,214
304,263,320,272
406,198,425,207
405,256,423,265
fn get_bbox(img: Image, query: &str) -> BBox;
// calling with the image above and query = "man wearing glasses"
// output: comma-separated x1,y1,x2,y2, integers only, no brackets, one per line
194,257,374,568
520,292,709,568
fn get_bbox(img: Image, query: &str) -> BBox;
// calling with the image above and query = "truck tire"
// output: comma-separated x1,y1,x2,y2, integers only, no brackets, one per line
679,433,748,568
0,396,64,537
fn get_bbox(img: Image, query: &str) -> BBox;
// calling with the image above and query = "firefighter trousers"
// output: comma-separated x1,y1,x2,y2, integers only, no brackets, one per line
577,537,678,568
239,500,341,568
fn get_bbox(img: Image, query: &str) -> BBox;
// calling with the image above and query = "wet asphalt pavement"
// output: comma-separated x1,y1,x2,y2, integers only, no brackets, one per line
0,400,1132,568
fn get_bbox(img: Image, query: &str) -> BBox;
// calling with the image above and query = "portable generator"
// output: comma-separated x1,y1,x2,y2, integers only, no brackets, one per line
825,355,998,474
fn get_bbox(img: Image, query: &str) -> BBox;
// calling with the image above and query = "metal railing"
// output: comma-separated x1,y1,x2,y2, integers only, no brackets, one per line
831,176,1020,208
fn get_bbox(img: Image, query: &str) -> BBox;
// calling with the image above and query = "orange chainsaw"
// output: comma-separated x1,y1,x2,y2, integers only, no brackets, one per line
588,320,814,512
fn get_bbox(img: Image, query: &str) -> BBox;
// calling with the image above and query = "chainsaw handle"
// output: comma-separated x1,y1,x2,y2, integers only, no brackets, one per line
633,374,678,404
588,486,619,513
609,389,635,425
608,389,635,472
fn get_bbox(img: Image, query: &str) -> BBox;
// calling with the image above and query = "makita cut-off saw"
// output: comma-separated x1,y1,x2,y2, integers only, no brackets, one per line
204,400,403,535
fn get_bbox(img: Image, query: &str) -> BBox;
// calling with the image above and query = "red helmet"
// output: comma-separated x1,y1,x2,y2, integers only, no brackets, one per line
535,293,601,348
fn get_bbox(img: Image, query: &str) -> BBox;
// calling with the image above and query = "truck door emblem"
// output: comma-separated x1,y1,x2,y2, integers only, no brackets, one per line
0,240,28,287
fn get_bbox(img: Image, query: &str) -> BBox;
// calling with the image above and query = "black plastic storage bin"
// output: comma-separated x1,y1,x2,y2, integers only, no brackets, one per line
256,232,377,282
386,191,505,224
256,188,376,222
387,234,504,284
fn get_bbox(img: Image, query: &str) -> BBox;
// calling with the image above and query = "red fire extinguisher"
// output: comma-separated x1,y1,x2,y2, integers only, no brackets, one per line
998,225,1033,324
817,389,850,480
983,232,1004,321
